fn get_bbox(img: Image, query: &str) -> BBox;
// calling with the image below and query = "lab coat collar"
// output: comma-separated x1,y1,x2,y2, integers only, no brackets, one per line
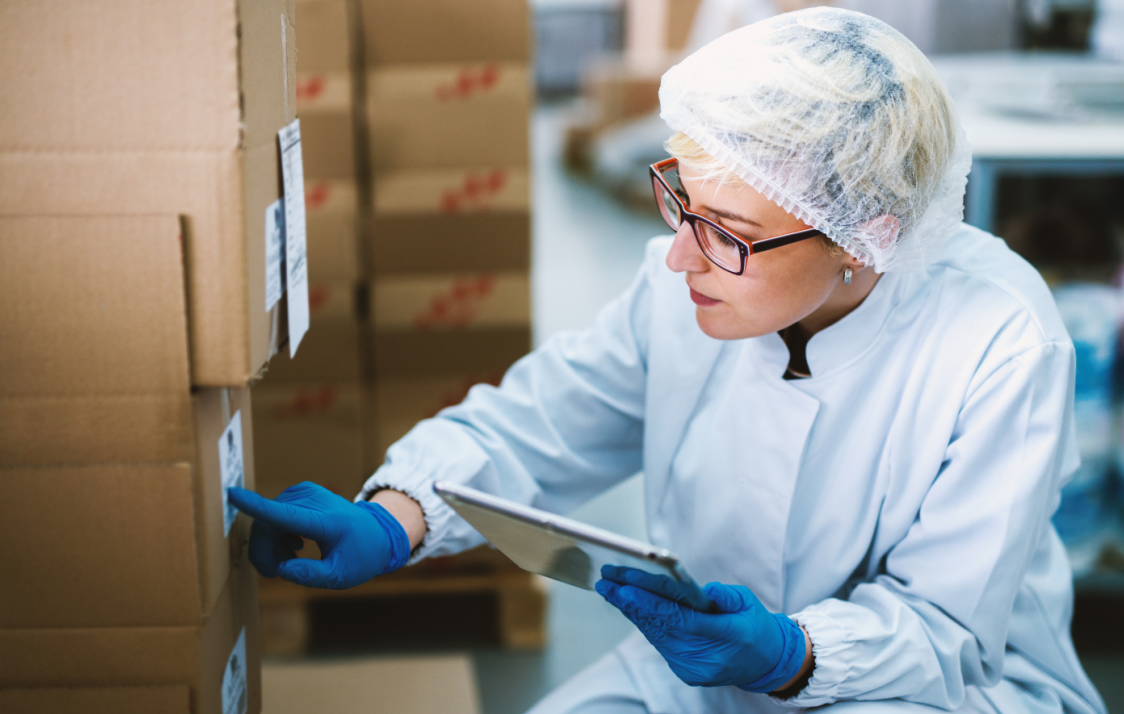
805,271,903,380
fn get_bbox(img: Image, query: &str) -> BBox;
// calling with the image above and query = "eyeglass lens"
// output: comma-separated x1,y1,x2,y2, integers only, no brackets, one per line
653,167,743,273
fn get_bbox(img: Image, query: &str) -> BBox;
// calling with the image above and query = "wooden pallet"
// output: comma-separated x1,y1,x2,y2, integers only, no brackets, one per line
258,547,548,656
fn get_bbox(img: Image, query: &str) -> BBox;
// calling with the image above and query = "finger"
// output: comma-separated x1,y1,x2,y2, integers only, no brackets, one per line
226,487,326,541
277,557,341,590
600,565,695,605
274,481,331,504
281,532,305,551
703,581,757,614
247,520,297,579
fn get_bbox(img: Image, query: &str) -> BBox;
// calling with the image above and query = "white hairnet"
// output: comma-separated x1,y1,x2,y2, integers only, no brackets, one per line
659,8,973,273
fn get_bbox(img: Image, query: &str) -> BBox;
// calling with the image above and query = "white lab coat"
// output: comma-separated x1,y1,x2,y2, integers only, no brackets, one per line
360,225,1105,713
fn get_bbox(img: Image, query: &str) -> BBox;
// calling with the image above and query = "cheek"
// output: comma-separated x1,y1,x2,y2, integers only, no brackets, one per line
709,254,836,336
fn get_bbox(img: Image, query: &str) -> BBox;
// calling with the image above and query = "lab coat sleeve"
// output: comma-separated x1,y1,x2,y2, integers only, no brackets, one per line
779,340,1077,708
356,243,658,562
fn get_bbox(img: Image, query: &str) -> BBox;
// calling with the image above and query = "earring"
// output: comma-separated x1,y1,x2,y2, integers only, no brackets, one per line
843,267,853,285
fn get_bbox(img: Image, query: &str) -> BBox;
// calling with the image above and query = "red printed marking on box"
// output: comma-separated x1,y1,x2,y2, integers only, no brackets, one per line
434,65,502,101
440,169,508,213
413,275,497,330
273,386,339,419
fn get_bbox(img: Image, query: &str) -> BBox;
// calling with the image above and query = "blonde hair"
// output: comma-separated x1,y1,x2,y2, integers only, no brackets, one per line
665,130,846,256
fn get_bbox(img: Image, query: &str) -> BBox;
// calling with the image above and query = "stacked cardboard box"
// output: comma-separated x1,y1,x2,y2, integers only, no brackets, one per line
252,0,371,503
254,0,535,490
0,218,262,714
0,1,307,710
362,0,534,469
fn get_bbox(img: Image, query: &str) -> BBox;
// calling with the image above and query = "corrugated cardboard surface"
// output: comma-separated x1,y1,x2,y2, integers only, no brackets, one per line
374,166,529,214
306,180,361,283
1,388,255,628
0,558,262,714
368,64,530,170
0,686,190,714
298,72,356,180
0,215,191,465
296,0,352,73
362,0,530,64
0,0,297,385
252,383,366,500
264,282,366,382
262,655,479,714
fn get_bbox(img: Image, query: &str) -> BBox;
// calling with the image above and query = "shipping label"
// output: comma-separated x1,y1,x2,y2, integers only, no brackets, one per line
218,410,245,537
222,628,248,714
265,199,285,311
279,118,310,356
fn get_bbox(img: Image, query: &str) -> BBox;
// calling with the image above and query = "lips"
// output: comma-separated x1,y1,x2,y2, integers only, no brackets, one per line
689,287,720,306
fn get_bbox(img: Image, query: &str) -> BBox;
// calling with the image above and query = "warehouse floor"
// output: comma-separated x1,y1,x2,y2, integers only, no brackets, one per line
262,104,1124,714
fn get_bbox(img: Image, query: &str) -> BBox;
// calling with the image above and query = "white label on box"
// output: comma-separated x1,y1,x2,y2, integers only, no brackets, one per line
218,410,245,537
278,119,310,356
222,627,248,714
265,199,285,311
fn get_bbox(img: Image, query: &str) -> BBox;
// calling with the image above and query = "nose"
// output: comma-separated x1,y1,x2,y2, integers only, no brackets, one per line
666,221,709,274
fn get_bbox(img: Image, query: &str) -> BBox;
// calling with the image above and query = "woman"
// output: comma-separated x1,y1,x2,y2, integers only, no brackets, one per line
230,9,1106,712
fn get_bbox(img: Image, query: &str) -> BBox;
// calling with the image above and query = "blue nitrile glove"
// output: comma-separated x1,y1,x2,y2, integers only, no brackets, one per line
226,482,411,589
595,565,806,692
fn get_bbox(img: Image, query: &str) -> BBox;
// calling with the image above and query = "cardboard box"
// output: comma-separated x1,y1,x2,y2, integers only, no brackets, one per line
0,215,256,626
0,387,256,629
371,167,530,274
0,215,192,466
364,373,505,469
0,557,262,714
362,0,531,65
0,0,298,385
296,0,352,73
306,180,361,283
373,272,530,331
262,655,479,714
263,281,366,383
368,63,531,170
297,72,357,180
369,269,533,377
252,382,367,500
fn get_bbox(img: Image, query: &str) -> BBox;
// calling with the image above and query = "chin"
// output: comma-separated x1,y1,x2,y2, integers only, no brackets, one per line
695,309,769,341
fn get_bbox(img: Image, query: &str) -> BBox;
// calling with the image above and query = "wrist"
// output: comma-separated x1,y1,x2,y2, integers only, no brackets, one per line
772,624,814,698
368,488,427,550
355,500,412,574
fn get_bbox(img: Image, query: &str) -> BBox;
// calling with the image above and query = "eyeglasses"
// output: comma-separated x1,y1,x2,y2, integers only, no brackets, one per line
649,158,824,275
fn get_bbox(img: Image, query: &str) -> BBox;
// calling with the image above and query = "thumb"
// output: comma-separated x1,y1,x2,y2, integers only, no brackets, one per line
277,558,340,590
703,582,757,614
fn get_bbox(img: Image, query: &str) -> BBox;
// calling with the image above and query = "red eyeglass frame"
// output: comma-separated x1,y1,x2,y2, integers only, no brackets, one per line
649,158,824,275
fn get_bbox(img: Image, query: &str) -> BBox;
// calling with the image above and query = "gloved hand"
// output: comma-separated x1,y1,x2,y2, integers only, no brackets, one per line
596,565,806,692
227,482,411,590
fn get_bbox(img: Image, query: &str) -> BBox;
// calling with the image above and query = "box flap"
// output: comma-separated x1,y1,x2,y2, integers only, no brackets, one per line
0,558,261,714
0,215,193,465
0,464,202,627
0,0,239,151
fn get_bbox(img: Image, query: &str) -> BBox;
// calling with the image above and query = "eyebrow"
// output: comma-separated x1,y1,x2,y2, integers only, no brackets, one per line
695,203,763,229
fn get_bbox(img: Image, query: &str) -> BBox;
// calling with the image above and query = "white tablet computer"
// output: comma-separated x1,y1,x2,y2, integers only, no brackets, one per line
433,481,715,612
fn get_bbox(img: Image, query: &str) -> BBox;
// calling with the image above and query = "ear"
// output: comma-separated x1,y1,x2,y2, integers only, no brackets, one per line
864,215,901,251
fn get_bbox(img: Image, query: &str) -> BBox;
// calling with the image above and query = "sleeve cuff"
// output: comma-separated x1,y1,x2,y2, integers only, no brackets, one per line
770,605,853,708
356,466,456,565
